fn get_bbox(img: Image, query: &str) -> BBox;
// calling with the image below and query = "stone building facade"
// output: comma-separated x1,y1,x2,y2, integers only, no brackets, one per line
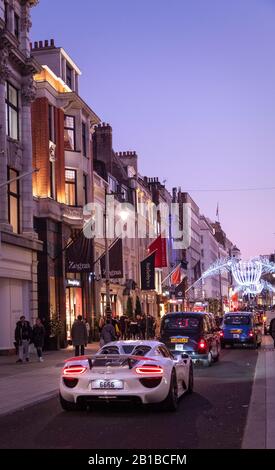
0,0,42,353
31,40,100,344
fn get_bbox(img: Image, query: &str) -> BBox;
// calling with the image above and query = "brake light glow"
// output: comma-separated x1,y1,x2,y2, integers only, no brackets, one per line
135,365,163,375
219,331,224,337
198,339,207,350
249,330,254,338
63,365,87,376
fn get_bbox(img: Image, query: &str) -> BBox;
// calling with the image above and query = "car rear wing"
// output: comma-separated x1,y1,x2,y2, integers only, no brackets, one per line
64,354,156,370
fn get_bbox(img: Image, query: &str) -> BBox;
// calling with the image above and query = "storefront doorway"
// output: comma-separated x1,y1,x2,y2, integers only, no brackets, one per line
65,279,83,340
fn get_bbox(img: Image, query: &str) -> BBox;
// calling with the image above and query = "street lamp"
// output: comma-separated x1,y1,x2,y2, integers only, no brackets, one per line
104,190,127,319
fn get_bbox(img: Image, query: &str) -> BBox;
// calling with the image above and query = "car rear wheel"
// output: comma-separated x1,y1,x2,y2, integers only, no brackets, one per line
203,352,212,367
59,393,80,412
213,351,220,362
162,370,178,411
187,364,194,394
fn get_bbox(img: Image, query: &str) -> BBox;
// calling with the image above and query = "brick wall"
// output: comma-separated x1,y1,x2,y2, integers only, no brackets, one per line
32,98,66,203
32,97,50,198
55,108,65,203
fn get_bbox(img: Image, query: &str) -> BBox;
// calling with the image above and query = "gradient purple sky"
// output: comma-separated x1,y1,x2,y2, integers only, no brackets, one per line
31,0,275,258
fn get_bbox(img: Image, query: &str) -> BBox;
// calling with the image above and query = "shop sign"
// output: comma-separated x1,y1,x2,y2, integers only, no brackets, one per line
66,279,82,288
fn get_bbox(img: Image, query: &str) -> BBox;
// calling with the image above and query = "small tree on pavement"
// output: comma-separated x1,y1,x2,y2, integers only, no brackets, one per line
126,296,133,319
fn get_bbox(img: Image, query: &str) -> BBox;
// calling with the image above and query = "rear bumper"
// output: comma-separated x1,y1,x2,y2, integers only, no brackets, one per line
221,337,255,345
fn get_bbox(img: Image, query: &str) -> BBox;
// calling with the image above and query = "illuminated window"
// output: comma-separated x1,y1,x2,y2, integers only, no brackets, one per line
5,82,19,140
64,115,75,151
7,167,20,233
65,169,77,206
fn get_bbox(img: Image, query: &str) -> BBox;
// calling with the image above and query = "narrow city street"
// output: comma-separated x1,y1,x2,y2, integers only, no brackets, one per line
0,348,257,449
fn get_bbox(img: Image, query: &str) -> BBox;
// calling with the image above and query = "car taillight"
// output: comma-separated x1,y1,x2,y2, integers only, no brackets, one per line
219,331,224,337
63,365,87,376
198,339,207,350
248,330,254,337
135,365,163,375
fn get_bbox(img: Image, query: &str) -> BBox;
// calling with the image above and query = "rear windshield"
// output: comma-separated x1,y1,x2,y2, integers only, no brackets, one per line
162,316,201,330
224,315,251,326
121,345,151,356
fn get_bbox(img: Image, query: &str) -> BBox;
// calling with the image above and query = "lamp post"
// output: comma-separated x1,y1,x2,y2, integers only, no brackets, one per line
104,189,128,320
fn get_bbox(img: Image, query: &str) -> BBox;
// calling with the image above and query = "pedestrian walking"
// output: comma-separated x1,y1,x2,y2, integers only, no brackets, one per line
100,319,116,346
269,317,275,348
71,315,87,356
14,315,32,363
32,318,46,362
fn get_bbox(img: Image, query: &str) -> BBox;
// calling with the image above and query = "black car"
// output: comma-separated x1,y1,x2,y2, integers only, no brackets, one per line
160,312,221,366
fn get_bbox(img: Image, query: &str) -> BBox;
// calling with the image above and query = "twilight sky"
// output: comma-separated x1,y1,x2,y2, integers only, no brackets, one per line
31,0,275,258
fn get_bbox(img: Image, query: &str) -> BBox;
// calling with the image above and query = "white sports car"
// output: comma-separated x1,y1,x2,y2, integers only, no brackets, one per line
59,340,193,412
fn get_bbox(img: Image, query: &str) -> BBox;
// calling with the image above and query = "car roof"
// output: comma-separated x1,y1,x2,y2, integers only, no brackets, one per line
163,311,208,317
101,340,163,348
224,311,253,316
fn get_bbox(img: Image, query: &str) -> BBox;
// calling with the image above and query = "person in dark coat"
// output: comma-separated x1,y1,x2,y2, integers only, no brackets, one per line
269,317,275,348
100,320,116,346
14,315,32,363
32,318,46,362
71,315,88,356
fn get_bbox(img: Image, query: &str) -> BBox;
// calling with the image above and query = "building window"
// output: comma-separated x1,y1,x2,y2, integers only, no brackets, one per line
83,173,88,205
65,169,77,206
5,82,19,140
4,2,8,26
50,161,56,199
7,167,20,233
14,13,19,39
48,105,56,143
66,63,73,89
82,122,87,157
64,115,75,151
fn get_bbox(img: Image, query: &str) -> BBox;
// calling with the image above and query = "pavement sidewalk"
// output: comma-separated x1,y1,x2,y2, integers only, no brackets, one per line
0,343,99,417
242,335,275,449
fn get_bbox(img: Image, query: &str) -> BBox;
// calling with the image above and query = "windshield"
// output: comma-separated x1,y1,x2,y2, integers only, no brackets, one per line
162,316,201,331
121,345,151,356
224,315,251,326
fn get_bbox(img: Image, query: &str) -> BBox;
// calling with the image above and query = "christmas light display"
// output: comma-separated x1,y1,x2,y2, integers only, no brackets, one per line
187,256,275,296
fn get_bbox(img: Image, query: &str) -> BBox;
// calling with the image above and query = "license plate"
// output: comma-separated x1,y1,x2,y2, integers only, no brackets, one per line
233,334,239,339
91,380,124,390
170,337,188,343
231,330,241,334
175,344,184,351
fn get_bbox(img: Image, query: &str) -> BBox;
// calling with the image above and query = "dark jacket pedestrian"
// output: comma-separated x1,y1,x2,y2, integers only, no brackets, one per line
32,318,46,362
14,316,32,363
269,318,275,347
71,315,88,356
100,321,116,346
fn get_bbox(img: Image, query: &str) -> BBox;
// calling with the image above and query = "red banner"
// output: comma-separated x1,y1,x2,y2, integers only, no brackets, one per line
171,264,181,286
148,235,167,268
